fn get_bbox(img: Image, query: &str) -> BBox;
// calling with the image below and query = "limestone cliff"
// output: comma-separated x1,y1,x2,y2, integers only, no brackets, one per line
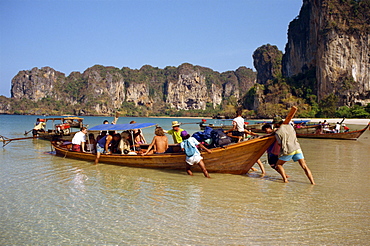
11,67,65,101
282,0,370,106
82,66,126,113
0,96,11,114
166,64,212,110
8,63,255,115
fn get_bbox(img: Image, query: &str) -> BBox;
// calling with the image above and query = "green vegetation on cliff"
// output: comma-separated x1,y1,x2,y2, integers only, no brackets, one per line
325,0,370,33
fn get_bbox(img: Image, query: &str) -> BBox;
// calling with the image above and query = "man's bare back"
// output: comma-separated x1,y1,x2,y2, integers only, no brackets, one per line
153,135,168,153
142,135,168,155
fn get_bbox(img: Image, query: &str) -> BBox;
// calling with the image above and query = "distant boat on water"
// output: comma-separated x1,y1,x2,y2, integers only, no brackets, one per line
296,123,370,140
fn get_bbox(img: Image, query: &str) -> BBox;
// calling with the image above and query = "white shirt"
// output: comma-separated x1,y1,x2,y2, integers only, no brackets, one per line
232,116,245,132
72,131,86,145
335,124,341,131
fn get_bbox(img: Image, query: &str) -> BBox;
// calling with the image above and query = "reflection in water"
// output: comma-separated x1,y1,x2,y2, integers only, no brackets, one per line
71,168,88,193
0,115,369,245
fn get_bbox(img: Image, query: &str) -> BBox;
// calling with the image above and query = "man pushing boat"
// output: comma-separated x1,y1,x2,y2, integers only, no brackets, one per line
272,116,315,185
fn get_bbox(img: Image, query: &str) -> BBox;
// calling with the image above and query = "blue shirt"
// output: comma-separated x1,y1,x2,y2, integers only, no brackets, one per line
181,137,200,157
97,135,107,148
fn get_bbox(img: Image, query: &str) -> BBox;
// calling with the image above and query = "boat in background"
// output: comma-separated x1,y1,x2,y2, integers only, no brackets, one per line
200,119,311,133
36,117,86,140
296,123,370,140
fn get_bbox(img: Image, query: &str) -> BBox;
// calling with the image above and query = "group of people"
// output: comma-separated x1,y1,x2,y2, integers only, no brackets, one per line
70,120,212,178
220,110,315,185
315,120,349,134
143,120,212,178
69,113,315,184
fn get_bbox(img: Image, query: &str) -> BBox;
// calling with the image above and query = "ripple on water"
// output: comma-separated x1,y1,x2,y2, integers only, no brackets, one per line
1,117,370,245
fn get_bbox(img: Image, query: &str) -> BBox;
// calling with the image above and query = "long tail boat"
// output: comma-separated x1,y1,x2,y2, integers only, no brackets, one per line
36,117,86,140
52,107,300,174
296,123,370,140
52,135,275,174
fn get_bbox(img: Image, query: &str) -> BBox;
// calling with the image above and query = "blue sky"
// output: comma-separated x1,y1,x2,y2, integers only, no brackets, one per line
0,0,302,97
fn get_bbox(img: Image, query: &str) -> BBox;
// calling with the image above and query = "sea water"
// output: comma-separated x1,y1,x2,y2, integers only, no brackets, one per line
0,115,369,245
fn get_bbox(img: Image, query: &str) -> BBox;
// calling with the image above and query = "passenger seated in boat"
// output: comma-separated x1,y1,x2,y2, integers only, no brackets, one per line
315,125,323,134
141,127,168,155
224,110,245,142
322,120,330,132
118,132,131,154
129,121,147,144
86,133,96,153
110,133,121,153
335,122,341,133
343,124,350,132
32,118,46,138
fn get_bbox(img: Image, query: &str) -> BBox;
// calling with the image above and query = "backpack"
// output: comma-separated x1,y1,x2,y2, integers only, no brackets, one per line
192,126,213,142
183,139,197,157
211,129,231,147
203,126,213,139
192,131,205,142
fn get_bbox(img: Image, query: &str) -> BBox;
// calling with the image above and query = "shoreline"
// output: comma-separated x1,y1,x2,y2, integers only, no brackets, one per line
2,113,369,125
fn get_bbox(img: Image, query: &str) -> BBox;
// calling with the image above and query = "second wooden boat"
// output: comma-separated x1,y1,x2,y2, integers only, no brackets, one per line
296,123,369,140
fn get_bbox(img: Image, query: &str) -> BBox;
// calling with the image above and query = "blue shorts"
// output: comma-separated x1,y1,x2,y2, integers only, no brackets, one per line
96,144,105,154
279,152,304,162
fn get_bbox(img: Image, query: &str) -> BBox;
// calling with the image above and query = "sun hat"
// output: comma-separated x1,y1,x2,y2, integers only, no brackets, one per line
272,116,283,124
172,121,180,127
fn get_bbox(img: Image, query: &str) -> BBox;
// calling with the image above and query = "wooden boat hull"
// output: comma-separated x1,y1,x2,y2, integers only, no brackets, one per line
245,124,266,133
296,123,369,140
294,124,319,132
52,135,275,175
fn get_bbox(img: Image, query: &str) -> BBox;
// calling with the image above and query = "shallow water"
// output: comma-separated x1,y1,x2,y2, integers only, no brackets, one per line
1,115,369,245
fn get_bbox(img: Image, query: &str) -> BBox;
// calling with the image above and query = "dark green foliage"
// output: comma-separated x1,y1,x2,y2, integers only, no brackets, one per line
63,77,87,101
336,104,370,118
253,44,283,84
286,68,317,98
242,85,258,110
318,94,338,117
